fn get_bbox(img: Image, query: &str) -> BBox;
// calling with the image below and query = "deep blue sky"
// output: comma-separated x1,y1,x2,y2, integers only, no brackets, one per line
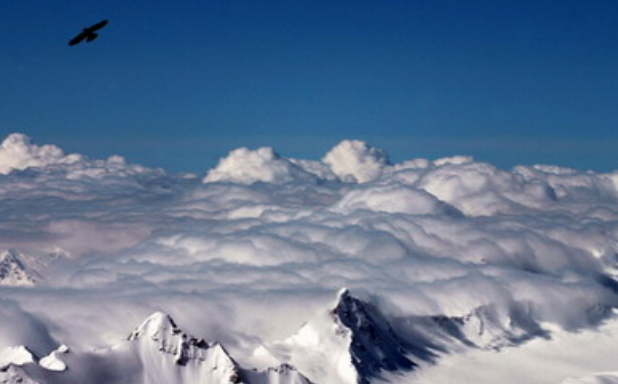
1,0,617,172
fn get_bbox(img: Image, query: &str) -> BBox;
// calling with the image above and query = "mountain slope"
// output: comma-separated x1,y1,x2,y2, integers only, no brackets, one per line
269,289,417,384
0,250,38,287
127,312,243,384
0,312,314,384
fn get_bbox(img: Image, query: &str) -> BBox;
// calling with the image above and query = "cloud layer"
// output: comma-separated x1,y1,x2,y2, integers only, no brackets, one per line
1,133,618,359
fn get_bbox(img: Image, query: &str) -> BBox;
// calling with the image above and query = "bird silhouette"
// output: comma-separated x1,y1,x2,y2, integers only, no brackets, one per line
68,20,109,46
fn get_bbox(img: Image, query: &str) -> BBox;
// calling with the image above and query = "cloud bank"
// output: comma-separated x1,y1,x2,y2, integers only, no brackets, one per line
1,132,618,370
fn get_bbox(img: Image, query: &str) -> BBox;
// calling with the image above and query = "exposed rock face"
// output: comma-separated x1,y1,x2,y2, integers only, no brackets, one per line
332,289,416,384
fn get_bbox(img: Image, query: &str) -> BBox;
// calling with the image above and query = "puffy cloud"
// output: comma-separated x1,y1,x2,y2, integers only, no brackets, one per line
413,161,557,216
514,164,618,203
322,140,389,183
204,147,315,185
0,133,163,182
332,183,460,216
0,133,79,174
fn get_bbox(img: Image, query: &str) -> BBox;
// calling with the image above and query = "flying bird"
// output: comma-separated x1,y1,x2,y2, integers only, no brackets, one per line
68,20,109,46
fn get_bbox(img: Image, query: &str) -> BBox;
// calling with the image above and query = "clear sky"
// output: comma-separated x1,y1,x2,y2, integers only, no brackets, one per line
1,0,617,172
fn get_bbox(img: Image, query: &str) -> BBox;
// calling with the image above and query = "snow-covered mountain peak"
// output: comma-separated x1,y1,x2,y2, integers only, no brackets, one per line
336,287,351,300
331,290,416,383
0,345,35,370
0,313,315,384
128,311,180,342
331,288,365,324
126,312,243,383
128,311,225,365
39,344,69,372
271,290,416,384
0,249,37,287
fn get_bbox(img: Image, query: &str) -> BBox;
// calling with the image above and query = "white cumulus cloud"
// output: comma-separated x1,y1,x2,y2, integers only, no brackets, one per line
322,140,390,183
204,147,315,185
0,133,79,174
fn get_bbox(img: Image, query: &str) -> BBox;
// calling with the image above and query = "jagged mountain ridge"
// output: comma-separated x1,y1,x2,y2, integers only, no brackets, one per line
267,289,564,384
0,289,584,384
128,312,244,383
0,311,313,384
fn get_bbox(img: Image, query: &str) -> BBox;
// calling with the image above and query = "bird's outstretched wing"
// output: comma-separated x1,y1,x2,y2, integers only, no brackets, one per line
68,32,88,46
89,20,108,32
68,19,108,46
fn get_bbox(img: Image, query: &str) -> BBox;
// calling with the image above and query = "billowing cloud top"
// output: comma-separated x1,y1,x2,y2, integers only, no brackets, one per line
2,132,618,375
0,133,76,174
322,139,389,182
203,139,392,185
204,147,317,184
0,133,162,180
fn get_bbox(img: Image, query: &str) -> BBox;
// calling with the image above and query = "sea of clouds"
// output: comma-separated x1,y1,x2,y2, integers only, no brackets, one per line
2,132,618,359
